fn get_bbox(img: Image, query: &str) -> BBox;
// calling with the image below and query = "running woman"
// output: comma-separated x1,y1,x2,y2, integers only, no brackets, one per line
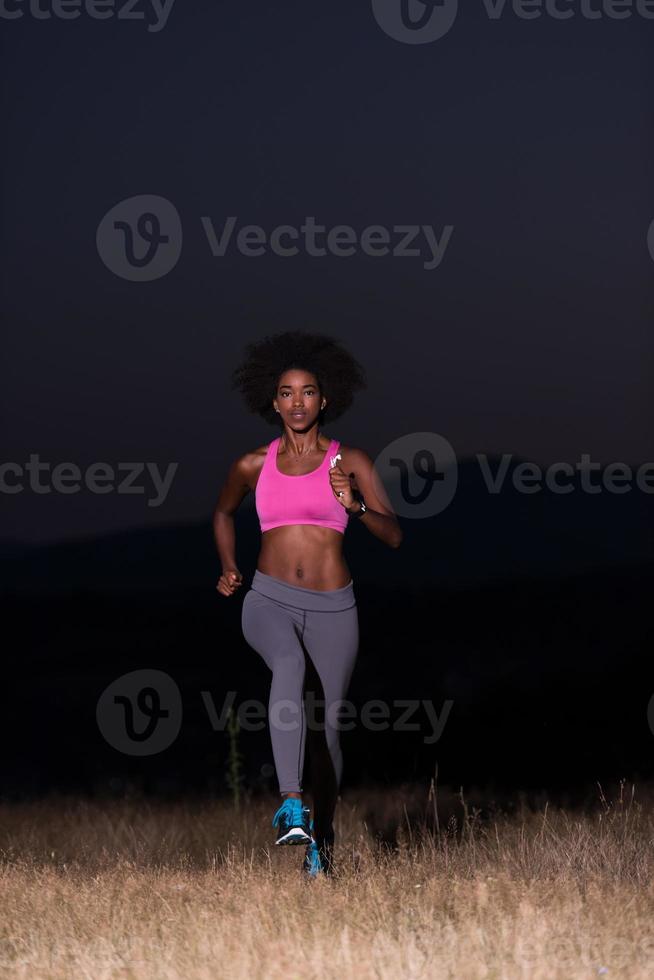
213,330,402,877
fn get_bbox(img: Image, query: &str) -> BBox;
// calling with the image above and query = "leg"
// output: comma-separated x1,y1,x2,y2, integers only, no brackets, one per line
303,655,338,839
300,604,359,839
241,589,307,796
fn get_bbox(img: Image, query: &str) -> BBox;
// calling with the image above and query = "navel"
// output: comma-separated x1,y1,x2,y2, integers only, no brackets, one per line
295,566,304,580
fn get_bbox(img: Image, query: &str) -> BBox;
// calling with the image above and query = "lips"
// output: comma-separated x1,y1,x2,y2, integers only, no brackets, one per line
291,412,305,417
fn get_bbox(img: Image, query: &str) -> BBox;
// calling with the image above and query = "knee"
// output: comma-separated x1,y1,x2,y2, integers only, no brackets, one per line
271,649,306,686
269,697,304,733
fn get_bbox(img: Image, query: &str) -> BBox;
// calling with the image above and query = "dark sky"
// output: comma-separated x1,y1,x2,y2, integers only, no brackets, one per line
2,1,653,544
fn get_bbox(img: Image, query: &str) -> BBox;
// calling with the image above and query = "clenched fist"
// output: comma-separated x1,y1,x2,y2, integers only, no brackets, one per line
216,568,243,597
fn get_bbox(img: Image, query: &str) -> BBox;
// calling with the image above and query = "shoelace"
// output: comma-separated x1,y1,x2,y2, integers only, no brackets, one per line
272,798,304,827
304,821,322,873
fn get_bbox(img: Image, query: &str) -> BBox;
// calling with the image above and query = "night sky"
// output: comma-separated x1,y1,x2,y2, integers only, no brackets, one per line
2,1,654,800
2,1,653,545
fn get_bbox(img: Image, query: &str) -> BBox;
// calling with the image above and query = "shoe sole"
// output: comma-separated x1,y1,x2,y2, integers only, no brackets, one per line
275,827,314,845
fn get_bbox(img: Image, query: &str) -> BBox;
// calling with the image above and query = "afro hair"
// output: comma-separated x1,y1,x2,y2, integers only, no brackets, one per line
230,329,367,427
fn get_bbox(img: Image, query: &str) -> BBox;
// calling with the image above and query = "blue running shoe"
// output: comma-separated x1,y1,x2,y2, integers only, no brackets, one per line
302,819,335,877
303,819,323,877
272,798,314,845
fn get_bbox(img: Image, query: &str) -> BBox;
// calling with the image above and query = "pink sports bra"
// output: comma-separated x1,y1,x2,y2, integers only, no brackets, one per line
255,435,349,534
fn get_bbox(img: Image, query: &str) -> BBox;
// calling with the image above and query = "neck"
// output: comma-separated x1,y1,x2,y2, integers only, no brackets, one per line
280,426,323,457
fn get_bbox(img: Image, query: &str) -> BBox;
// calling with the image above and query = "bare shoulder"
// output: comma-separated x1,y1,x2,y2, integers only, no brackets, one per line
215,441,277,514
250,441,273,461
237,442,273,488
334,444,373,473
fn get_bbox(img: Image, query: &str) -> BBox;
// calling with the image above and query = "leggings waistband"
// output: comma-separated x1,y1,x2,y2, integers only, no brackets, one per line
250,569,356,612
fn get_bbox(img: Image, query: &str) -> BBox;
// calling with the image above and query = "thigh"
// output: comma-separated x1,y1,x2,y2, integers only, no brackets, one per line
301,605,359,699
241,589,304,673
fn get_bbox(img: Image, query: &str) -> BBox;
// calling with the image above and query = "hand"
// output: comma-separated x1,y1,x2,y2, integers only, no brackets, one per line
328,463,356,510
216,568,243,597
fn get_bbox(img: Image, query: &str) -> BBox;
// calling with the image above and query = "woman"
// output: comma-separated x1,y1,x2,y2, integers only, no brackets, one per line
213,330,402,877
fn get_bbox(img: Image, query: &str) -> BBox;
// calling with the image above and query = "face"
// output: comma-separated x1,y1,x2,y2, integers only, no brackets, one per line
273,369,324,428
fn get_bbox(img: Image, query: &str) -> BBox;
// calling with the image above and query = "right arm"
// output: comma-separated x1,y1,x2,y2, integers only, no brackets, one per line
213,455,253,597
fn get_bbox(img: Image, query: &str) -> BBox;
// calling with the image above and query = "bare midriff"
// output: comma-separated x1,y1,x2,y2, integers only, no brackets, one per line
257,524,352,590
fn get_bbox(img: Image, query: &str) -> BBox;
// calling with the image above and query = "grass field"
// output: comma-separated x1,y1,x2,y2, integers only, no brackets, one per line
1,779,652,978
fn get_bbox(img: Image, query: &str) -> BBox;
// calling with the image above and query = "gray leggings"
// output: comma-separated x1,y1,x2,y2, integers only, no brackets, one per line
241,569,359,795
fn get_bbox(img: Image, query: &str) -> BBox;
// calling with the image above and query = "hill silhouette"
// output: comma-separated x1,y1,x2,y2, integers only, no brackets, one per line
3,454,651,799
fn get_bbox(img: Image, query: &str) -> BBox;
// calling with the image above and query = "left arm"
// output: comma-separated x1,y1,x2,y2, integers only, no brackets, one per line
328,447,402,549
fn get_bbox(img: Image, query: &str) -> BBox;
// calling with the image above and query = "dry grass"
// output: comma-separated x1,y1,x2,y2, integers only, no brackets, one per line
1,780,653,979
